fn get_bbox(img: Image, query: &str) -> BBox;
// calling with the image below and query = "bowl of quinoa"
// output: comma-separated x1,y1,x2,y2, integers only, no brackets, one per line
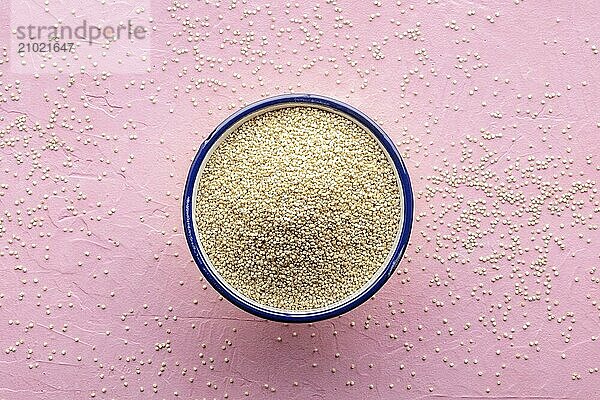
183,94,413,322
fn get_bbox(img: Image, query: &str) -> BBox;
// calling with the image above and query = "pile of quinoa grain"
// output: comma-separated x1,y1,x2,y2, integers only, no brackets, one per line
195,105,403,310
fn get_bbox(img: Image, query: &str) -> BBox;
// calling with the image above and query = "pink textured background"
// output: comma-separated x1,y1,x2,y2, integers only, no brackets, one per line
1,0,599,398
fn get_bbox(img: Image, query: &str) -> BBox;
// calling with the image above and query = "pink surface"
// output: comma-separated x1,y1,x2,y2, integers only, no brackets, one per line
1,0,599,399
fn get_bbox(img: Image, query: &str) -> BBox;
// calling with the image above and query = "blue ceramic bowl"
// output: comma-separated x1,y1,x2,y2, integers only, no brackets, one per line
183,94,413,323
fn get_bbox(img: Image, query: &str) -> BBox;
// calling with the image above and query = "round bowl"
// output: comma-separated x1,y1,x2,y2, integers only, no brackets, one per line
183,93,413,323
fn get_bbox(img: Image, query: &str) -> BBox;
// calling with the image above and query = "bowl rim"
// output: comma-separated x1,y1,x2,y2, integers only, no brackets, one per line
183,93,414,323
